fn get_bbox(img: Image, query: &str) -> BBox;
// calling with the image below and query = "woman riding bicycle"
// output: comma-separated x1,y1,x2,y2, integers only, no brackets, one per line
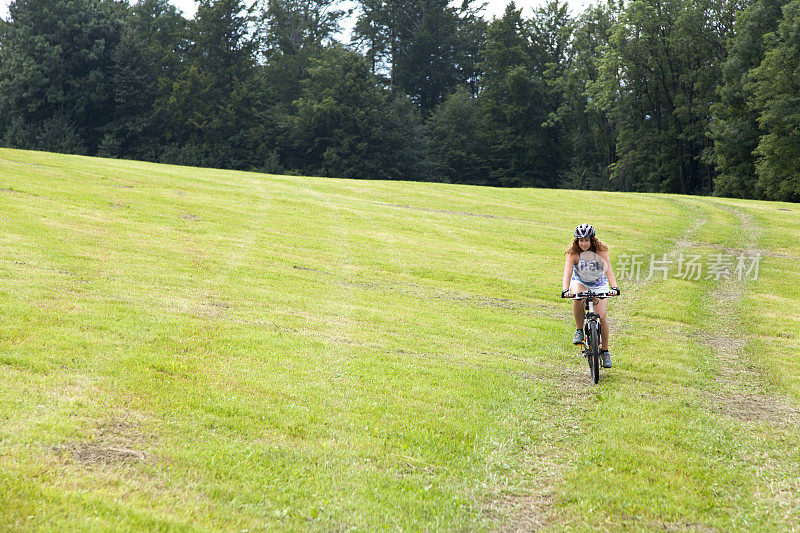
561,224,619,368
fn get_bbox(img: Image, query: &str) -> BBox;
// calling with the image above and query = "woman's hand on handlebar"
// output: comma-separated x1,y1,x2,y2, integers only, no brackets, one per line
561,289,572,298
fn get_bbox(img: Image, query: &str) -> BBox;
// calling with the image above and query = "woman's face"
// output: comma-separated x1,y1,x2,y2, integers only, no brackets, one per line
578,237,591,251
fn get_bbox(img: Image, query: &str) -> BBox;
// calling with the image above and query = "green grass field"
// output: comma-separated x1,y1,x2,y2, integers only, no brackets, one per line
1,147,798,530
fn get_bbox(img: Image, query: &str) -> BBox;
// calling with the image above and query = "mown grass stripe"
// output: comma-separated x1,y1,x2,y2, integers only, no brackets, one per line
1,148,798,529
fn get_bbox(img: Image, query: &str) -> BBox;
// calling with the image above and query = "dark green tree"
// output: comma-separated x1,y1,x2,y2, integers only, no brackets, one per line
259,0,345,106
351,0,391,76
352,0,485,112
285,45,427,180
130,0,189,70
557,2,618,189
455,6,488,97
160,0,263,168
391,0,465,111
0,0,127,153
426,86,490,184
748,0,800,201
597,0,735,193
478,2,563,187
101,0,189,160
711,0,787,198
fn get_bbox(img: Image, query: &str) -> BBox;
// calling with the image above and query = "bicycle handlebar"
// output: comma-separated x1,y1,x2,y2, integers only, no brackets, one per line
561,289,620,299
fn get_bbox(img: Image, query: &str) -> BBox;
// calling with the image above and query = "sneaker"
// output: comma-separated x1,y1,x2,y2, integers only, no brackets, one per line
572,329,584,345
601,350,612,368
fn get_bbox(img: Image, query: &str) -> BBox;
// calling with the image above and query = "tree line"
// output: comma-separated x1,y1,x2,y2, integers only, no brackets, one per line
0,0,798,201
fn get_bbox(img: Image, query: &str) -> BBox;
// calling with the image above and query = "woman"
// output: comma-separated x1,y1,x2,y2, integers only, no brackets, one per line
561,224,619,368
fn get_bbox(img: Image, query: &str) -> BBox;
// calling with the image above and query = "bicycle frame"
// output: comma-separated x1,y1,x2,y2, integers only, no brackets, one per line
561,290,619,384
582,298,600,344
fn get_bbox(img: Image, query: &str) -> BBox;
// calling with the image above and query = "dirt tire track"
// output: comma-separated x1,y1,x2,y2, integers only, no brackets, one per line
488,201,799,530
489,211,709,531
699,204,800,426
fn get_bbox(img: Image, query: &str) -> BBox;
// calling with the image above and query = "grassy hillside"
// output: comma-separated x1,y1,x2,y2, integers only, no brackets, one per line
1,148,798,530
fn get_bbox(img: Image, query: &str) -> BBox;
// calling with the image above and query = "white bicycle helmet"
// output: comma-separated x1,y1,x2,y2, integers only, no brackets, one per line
574,223,595,239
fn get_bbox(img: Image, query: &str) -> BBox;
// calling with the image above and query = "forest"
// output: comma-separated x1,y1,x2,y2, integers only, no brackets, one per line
0,0,798,201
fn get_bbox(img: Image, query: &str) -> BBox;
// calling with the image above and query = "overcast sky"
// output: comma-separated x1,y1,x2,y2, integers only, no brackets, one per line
1,0,598,41
2,0,596,26
154,0,596,21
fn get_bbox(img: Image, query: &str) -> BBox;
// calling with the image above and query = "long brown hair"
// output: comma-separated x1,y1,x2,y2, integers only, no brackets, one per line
564,235,608,255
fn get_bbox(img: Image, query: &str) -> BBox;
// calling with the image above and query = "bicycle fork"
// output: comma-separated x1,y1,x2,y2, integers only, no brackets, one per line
583,299,601,357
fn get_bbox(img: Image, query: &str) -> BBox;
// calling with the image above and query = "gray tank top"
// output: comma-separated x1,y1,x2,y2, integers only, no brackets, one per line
572,253,608,288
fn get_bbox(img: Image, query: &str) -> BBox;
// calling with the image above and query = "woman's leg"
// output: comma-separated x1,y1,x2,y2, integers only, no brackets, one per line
596,298,610,349
570,282,586,329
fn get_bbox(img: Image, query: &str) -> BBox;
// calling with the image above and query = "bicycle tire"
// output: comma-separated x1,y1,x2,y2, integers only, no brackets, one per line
587,321,600,384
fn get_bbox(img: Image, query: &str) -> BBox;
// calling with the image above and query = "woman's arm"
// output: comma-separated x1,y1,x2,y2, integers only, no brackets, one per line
563,254,575,291
599,250,618,287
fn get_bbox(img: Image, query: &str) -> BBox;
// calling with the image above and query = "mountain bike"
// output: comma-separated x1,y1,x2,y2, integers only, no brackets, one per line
561,289,620,384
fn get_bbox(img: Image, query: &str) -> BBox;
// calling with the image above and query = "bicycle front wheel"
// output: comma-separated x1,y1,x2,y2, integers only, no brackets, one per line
587,322,600,384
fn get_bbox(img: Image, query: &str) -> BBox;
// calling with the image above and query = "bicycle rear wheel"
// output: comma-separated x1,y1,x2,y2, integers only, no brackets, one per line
587,322,600,384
